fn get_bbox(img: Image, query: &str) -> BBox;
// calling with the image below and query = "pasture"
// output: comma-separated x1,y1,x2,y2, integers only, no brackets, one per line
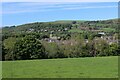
101,28,116,32
2,56,118,78
69,28,85,33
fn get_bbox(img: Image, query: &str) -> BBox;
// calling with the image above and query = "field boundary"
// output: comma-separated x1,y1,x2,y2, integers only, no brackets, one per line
1,78,119,80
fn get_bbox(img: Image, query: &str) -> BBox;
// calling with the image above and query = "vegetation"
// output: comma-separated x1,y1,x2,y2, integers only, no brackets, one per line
1,19,120,60
2,56,118,78
69,28,85,33
101,28,116,32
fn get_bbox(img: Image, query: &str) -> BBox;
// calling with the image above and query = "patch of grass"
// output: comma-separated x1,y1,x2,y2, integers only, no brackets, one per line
69,29,85,33
55,20,85,23
0,61,2,79
2,56,118,78
101,28,116,32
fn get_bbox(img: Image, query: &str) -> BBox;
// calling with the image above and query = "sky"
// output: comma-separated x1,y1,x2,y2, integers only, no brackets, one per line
1,2,118,27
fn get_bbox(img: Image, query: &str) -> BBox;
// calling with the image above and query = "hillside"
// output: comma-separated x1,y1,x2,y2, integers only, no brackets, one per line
1,19,120,60
2,19,118,37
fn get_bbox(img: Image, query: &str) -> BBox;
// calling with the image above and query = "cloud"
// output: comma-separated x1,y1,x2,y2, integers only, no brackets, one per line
1,2,67,14
63,5,118,10
1,2,118,14
1,0,120,2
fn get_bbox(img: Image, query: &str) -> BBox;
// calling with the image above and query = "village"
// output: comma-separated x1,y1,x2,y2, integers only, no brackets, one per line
29,25,118,45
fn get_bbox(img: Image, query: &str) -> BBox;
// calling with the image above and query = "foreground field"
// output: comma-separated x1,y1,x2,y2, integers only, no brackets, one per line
2,56,118,78
0,62,2,79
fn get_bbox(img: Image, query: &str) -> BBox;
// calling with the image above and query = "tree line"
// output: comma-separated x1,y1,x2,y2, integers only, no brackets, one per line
2,34,120,61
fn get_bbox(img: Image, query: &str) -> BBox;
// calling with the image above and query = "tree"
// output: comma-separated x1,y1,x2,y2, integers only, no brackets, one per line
3,37,17,60
72,21,77,24
2,44,6,61
95,39,109,56
43,42,60,58
109,43,120,56
14,35,46,60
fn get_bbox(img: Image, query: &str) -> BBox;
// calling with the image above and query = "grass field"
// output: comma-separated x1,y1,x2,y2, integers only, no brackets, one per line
2,56,118,78
101,28,116,32
69,28,85,33
0,61,2,79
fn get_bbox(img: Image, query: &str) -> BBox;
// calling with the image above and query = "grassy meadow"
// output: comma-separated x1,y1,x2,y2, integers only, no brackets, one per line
69,28,85,33
2,56,118,78
0,61,2,79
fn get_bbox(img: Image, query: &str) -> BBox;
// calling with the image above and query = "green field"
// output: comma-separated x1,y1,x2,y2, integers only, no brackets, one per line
101,28,116,32
69,28,85,33
0,61,2,80
2,56,118,78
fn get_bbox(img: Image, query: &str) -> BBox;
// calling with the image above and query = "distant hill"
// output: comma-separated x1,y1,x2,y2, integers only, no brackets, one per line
2,18,118,38
1,18,119,61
